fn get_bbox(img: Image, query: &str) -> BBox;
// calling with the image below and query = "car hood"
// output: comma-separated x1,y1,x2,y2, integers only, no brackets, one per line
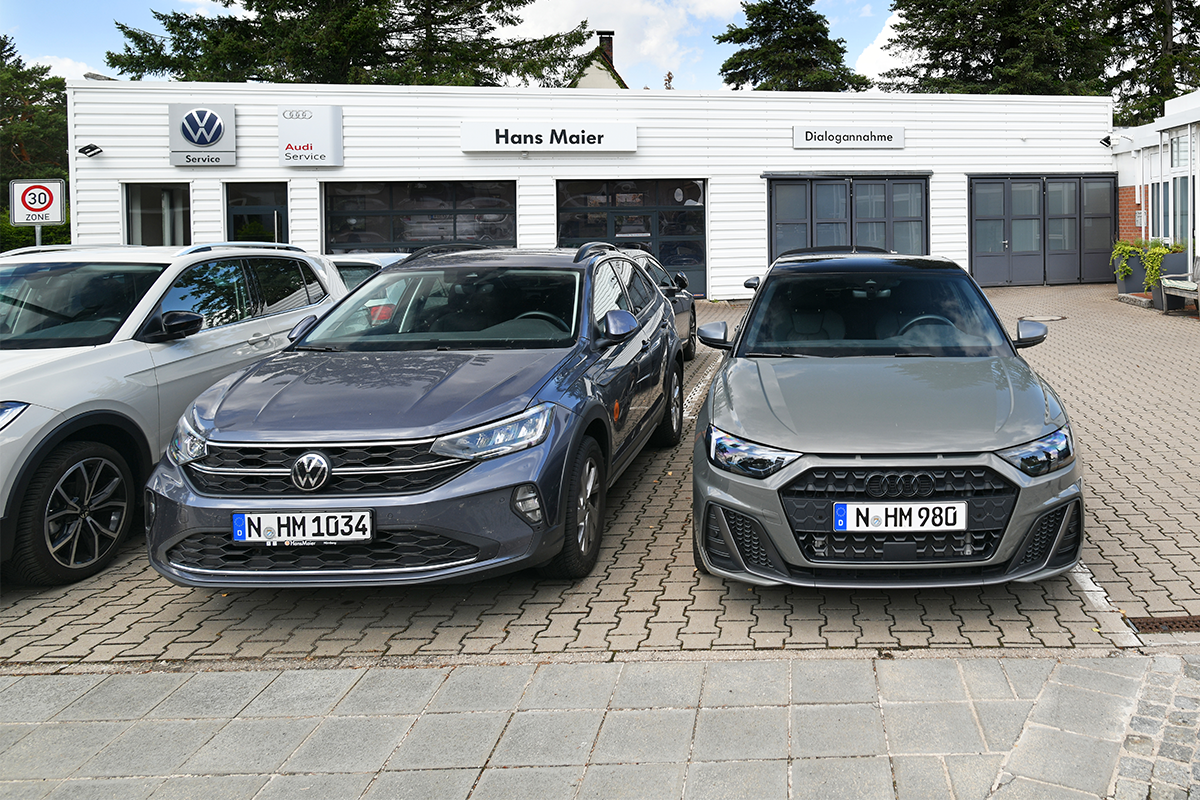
205,349,570,441
708,356,1065,454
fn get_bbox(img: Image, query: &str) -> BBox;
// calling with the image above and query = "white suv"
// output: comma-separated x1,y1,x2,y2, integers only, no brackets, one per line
0,243,348,585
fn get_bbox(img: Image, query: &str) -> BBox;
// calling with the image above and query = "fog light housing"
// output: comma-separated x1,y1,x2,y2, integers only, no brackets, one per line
144,490,157,532
513,484,543,526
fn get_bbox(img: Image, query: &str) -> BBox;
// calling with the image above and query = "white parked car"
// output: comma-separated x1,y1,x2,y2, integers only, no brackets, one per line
0,242,348,585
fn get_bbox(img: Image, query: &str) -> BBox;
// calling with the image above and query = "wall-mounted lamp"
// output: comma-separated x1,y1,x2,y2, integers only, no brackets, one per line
78,143,103,157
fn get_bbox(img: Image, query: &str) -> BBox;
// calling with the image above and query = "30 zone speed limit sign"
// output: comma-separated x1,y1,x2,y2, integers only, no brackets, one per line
10,179,66,226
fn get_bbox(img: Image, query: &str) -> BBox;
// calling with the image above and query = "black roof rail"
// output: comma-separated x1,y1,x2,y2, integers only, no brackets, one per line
573,242,619,263
178,242,306,255
776,245,892,259
402,243,493,262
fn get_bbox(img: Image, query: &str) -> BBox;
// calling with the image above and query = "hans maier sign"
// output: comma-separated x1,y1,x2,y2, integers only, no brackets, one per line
460,122,637,152
278,106,343,166
170,104,237,166
794,126,905,149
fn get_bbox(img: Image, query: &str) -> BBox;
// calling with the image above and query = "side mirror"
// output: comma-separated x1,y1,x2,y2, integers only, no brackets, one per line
744,276,760,290
288,314,318,342
597,309,639,348
674,272,689,291
1013,319,1047,349
161,310,204,340
697,321,732,351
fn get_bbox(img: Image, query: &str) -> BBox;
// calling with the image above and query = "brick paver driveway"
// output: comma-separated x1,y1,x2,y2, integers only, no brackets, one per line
2,284,1198,668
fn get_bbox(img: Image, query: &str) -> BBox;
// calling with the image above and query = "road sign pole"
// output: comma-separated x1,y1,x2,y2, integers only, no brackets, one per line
36,225,42,247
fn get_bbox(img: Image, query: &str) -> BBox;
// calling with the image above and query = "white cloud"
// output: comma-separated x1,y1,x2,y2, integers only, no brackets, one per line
34,56,99,81
854,11,901,81
860,4,874,17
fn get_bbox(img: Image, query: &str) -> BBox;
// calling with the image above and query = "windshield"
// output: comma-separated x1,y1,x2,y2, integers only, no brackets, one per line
0,261,166,349
301,266,582,351
737,271,1011,358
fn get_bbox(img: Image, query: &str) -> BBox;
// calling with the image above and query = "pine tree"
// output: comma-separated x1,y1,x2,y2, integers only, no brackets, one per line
714,0,870,91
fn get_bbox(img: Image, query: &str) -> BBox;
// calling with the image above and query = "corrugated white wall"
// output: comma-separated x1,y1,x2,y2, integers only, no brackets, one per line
67,82,1114,299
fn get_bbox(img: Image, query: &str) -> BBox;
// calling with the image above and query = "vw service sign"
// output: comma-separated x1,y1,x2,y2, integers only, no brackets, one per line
170,104,237,166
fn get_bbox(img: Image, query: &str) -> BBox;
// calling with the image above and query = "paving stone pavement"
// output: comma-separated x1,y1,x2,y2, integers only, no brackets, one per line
0,653,1196,799
1,283,1199,797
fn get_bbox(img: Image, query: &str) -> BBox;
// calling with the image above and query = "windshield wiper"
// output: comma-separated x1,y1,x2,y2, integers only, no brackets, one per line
893,352,935,357
292,344,343,352
745,351,816,358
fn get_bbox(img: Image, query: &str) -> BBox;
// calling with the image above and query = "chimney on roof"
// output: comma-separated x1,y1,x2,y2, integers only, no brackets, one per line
598,31,614,64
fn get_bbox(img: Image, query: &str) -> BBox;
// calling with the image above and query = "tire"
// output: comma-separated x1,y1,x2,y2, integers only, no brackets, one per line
4,441,134,586
683,310,697,361
651,361,684,447
539,436,606,579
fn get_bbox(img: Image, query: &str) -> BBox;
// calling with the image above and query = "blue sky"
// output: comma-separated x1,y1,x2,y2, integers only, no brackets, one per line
2,0,898,90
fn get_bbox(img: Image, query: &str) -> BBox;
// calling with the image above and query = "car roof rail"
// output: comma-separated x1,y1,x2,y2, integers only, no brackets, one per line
176,242,306,255
574,241,619,262
402,243,493,262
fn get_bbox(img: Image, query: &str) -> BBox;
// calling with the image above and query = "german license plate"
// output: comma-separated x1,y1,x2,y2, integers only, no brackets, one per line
833,502,967,532
232,511,372,544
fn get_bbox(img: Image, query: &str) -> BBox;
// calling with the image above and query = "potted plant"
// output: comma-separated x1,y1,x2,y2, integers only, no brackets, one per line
1111,238,1149,295
1111,239,1186,308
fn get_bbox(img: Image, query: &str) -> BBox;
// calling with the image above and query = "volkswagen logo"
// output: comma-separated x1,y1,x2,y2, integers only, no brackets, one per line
281,109,313,120
866,471,936,499
291,452,331,492
181,108,225,146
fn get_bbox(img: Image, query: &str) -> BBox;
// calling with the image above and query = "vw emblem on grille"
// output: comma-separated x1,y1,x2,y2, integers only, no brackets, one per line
291,452,331,491
181,108,224,146
866,471,936,499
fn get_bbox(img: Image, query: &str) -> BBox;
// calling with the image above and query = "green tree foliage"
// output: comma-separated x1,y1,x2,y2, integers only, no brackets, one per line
1107,0,1200,125
714,0,870,91
106,0,590,87
879,0,1110,95
1,36,70,248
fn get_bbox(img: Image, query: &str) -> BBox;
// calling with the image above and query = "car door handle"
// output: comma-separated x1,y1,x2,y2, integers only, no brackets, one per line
248,332,271,346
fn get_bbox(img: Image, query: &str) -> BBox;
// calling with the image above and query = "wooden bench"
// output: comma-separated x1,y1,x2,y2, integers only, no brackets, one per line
1161,256,1199,313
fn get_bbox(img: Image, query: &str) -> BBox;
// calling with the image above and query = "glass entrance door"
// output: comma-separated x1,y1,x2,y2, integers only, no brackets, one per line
227,183,288,243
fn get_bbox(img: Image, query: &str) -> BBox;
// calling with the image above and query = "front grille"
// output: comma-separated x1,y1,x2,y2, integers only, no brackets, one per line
1015,505,1068,569
185,441,473,497
724,508,774,571
779,467,1018,564
166,529,480,573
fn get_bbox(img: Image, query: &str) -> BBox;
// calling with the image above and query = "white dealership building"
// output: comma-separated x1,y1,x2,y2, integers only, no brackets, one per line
64,80,1124,298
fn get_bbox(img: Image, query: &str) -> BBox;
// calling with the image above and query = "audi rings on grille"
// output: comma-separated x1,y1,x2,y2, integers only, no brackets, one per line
865,471,936,499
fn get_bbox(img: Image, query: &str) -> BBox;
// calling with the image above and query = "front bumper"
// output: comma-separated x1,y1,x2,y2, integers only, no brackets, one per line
145,423,573,588
692,428,1084,589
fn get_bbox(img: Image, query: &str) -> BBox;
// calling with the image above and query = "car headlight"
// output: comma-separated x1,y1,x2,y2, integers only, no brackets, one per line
431,404,554,461
998,425,1075,477
706,425,800,479
0,401,29,432
167,412,208,466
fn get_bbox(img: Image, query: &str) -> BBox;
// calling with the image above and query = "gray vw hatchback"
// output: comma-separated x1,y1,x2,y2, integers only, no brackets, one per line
693,252,1083,588
146,244,683,587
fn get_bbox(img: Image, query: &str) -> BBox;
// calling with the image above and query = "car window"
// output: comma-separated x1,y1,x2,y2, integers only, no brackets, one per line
610,259,654,314
300,266,581,351
160,259,254,330
247,257,320,316
336,264,377,290
642,257,673,288
738,271,1011,358
592,263,629,325
0,261,166,349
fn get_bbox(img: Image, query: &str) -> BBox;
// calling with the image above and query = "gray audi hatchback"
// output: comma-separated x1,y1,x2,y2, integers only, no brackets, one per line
146,244,683,587
693,252,1083,588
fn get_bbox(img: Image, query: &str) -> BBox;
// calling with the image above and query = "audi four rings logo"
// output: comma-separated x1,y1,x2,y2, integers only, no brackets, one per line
282,110,313,119
291,452,331,491
180,108,225,147
866,471,936,499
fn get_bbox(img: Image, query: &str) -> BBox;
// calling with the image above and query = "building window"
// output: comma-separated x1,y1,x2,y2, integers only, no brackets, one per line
324,181,516,253
770,178,928,260
126,184,190,246
228,183,288,243
557,179,707,295
1170,133,1190,169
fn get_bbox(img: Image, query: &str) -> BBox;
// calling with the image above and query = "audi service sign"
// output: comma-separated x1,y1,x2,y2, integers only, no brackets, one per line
169,104,237,166
278,106,343,167
10,180,66,226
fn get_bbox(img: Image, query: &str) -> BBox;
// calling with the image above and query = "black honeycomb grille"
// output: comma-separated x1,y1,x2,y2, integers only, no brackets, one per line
166,529,479,573
1016,505,1069,569
779,467,1017,564
724,508,774,570
185,442,472,497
